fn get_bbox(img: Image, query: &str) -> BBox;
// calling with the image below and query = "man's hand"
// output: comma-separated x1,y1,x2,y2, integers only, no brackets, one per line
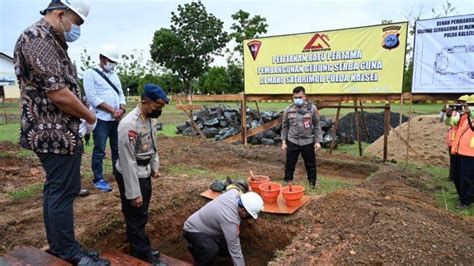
151,171,161,178
113,109,125,121
131,196,143,208
314,143,321,152
463,103,471,113
446,107,453,117
281,142,287,152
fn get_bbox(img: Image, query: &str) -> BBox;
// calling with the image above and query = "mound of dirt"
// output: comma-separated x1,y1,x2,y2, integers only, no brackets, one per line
271,167,474,265
366,115,450,166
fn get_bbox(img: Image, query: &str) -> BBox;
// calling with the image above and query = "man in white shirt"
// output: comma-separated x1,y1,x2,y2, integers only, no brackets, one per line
83,48,125,192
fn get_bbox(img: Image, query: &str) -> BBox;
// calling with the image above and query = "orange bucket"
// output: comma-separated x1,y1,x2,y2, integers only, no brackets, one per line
247,175,270,194
258,182,282,204
281,185,305,207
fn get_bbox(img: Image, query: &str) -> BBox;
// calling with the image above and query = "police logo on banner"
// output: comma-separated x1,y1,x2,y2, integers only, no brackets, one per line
247,40,262,60
382,26,401,50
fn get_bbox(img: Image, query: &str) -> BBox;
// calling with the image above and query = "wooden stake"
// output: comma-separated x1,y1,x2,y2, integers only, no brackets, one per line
405,93,413,167
329,100,341,155
353,97,362,156
255,101,261,120
241,94,247,145
398,94,404,141
178,99,206,140
383,103,391,162
359,100,370,139
2,97,7,124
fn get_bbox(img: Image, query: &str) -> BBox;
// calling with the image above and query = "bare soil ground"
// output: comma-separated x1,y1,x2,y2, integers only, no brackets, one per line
1,136,473,265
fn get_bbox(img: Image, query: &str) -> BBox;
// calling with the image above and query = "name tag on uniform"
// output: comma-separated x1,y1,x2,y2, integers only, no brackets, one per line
471,137,474,148
304,120,310,129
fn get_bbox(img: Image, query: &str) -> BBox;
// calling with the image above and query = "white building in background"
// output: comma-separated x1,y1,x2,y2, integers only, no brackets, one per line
0,52,20,100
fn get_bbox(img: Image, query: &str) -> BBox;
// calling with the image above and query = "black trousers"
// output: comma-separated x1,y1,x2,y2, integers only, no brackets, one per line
451,154,462,201
284,141,317,183
183,231,229,266
458,155,474,205
449,148,454,181
115,172,152,257
37,152,81,261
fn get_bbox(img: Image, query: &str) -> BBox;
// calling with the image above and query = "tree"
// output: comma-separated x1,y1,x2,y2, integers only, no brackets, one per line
226,63,244,93
228,10,268,60
150,1,229,96
200,67,230,94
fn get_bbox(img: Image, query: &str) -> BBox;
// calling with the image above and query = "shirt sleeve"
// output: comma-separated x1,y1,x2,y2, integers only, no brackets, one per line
281,107,289,141
312,106,323,143
220,222,245,266
21,37,67,92
82,69,106,108
118,122,142,200
116,74,126,105
150,122,160,173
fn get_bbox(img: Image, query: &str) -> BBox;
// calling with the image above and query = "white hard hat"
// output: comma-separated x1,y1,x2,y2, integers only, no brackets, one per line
240,192,264,219
62,0,90,22
100,48,120,63
41,0,90,22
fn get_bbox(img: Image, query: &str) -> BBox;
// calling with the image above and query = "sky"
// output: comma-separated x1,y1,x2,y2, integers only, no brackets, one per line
1,0,473,69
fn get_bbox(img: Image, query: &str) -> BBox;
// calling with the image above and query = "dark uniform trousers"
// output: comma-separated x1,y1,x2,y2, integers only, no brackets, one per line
37,152,81,261
183,231,230,266
115,172,152,257
284,141,317,183
452,155,474,205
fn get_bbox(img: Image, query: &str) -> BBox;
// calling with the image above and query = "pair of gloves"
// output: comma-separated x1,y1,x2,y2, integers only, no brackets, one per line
79,119,97,138
210,177,249,194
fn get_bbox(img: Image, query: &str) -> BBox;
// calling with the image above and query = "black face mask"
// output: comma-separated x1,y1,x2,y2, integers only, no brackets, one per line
149,109,162,118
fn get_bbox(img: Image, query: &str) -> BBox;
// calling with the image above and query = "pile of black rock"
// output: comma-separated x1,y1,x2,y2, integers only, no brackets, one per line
337,111,409,144
176,104,338,147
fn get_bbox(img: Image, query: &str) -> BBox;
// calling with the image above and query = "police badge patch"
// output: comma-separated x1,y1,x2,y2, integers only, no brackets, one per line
382,26,401,50
128,130,138,142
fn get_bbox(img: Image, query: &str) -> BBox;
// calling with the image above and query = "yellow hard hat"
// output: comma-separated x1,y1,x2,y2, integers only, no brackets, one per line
467,95,474,104
458,94,469,102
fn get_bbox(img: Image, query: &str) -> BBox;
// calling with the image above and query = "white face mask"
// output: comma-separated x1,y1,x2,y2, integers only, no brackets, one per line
60,14,81,42
104,62,117,72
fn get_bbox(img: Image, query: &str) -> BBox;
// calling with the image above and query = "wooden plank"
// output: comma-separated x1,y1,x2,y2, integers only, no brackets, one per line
3,246,70,266
102,250,191,266
102,250,150,266
224,117,283,144
174,94,242,102
200,189,312,215
175,105,202,111
329,101,341,155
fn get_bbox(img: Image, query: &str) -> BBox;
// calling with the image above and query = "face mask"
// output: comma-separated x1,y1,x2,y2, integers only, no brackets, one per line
148,109,162,118
294,98,305,107
104,62,117,72
60,14,81,42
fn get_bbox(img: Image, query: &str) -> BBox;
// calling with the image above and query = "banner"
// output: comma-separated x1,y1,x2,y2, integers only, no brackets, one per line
412,14,474,93
244,22,408,95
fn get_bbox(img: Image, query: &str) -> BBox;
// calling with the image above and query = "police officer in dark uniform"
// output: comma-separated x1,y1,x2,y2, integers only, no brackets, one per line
281,86,323,189
115,84,168,265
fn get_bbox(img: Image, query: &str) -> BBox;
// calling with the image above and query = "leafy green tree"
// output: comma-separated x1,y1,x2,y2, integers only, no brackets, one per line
226,63,244,93
227,10,268,63
200,67,230,94
150,1,229,96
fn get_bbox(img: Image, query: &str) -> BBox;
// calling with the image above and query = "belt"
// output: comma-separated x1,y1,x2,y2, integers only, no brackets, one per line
137,158,151,166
